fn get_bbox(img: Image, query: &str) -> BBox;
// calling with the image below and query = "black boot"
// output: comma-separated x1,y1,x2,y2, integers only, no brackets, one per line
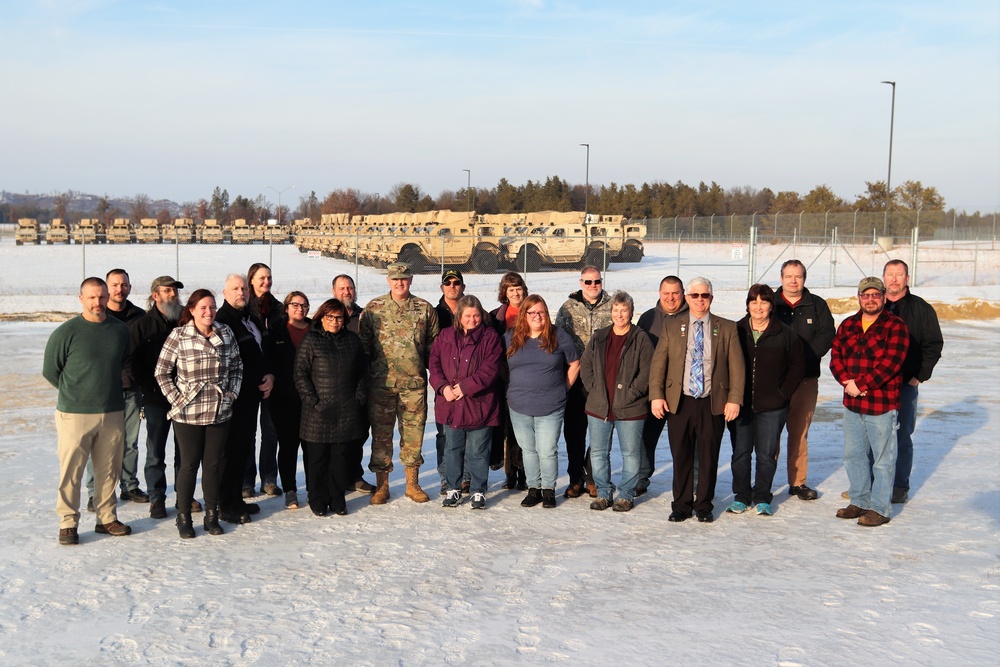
521,488,543,507
203,507,225,536
541,489,556,508
176,512,195,539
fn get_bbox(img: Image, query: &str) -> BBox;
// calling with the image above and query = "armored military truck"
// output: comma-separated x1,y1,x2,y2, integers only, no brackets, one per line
230,219,253,244
46,218,70,244
73,218,105,244
163,218,194,243
106,218,134,244
15,218,40,245
501,216,588,271
135,218,161,244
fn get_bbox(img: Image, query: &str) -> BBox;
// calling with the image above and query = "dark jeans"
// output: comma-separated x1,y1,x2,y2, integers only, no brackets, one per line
244,398,279,489
667,395,724,514
304,439,359,514
445,425,492,495
222,397,259,511
638,410,667,489
563,380,593,485
437,422,469,485
728,406,787,506
174,420,229,513
894,382,919,491
272,396,304,492
142,402,181,504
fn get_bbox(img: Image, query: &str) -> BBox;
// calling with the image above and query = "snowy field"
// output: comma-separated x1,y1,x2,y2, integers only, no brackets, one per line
0,240,998,664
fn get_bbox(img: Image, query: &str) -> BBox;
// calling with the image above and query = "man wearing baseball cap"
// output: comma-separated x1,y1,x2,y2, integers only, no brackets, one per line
830,276,909,527
433,269,471,493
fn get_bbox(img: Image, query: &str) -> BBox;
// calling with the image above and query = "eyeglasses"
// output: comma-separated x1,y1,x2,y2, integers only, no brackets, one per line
442,280,463,287
859,293,884,300
582,279,603,286
688,293,712,300
288,302,308,309
526,310,546,318
323,314,345,322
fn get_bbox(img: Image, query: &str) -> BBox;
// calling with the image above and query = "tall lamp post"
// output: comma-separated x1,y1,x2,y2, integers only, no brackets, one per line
462,169,471,212
880,80,896,236
579,143,590,217
265,184,295,265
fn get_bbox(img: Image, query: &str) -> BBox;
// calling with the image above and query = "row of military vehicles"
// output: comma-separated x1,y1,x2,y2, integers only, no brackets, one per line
13,218,293,245
293,210,646,273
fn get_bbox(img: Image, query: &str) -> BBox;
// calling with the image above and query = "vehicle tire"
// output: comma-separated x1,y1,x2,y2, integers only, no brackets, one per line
517,245,542,272
584,247,607,271
472,250,500,274
399,249,425,274
15,240,22,246
622,243,643,263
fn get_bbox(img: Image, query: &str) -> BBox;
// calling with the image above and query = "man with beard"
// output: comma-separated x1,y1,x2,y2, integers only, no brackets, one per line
881,260,943,504
831,277,909,527
331,273,375,492
128,276,186,519
215,273,275,524
84,269,148,510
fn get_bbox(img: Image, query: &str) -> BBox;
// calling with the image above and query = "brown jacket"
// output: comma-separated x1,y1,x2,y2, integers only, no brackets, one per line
648,313,745,416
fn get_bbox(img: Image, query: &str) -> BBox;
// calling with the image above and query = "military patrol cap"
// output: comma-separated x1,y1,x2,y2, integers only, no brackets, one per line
387,263,413,279
151,275,184,291
441,269,464,284
858,276,885,293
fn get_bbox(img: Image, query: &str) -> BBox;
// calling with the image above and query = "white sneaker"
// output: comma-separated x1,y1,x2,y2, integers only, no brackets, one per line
470,493,486,510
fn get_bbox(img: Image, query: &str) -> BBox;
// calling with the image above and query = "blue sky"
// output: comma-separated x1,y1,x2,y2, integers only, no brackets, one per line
2,1,997,212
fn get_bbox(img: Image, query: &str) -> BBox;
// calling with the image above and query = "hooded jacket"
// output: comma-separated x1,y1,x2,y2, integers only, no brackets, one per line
580,324,654,421
637,299,690,348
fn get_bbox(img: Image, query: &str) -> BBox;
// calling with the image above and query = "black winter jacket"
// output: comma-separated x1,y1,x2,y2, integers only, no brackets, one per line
884,288,943,383
294,323,369,444
774,287,835,378
580,325,654,421
127,307,177,408
735,315,806,413
637,300,689,348
216,301,271,407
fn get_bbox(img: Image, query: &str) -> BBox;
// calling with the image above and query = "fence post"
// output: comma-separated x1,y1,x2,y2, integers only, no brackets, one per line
911,209,921,285
673,215,678,239
973,235,979,286
676,233,682,276
81,226,86,280
831,227,838,288
354,230,359,287
175,227,180,279
747,225,756,288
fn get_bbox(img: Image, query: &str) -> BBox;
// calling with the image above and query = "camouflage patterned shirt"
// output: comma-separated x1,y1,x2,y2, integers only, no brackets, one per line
360,293,441,389
555,290,613,356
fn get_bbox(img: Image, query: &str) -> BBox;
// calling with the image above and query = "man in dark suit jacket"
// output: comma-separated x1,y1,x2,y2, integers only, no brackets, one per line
649,277,745,523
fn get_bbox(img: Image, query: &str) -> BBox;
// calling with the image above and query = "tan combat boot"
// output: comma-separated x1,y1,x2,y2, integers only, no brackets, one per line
404,467,430,503
370,471,390,505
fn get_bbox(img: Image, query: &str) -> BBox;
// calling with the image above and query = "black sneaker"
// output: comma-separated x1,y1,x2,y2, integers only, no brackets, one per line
221,509,252,524
149,500,168,519
891,487,908,504
789,485,819,501
470,493,486,510
442,489,462,508
521,488,543,508
695,510,714,523
124,488,150,503
541,489,556,508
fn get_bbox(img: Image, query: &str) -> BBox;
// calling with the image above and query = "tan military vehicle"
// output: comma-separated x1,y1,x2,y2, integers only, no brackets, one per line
383,210,476,273
15,218,40,245
106,218,134,244
135,218,161,244
262,221,290,244
198,219,225,243
163,218,194,243
73,218,105,244
230,219,253,244
501,214,588,271
46,218,70,244
619,219,646,262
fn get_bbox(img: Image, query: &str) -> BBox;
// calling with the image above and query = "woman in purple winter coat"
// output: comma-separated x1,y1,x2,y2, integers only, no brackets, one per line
429,295,504,510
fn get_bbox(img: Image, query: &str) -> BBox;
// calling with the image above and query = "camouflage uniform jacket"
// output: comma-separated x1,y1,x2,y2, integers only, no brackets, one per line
360,293,441,389
555,290,613,356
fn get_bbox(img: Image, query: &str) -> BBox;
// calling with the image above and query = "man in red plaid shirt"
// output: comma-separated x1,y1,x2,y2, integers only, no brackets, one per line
830,276,909,527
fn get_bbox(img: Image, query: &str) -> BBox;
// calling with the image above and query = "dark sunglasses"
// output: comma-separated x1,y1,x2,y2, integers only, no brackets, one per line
582,279,603,286
442,280,463,287
688,293,712,300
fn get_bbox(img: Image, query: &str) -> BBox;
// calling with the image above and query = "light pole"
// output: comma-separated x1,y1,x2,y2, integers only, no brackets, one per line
462,169,471,212
264,184,295,265
579,143,590,217
881,80,896,236
373,192,379,215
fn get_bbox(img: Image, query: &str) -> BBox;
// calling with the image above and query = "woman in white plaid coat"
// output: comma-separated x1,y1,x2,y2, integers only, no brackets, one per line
155,288,243,539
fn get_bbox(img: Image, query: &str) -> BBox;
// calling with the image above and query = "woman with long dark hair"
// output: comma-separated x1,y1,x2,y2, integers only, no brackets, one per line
505,295,580,509
490,272,528,491
430,295,504,509
155,289,243,539
294,299,368,516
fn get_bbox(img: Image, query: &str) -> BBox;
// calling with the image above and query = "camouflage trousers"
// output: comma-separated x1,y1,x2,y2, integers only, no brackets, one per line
368,384,427,473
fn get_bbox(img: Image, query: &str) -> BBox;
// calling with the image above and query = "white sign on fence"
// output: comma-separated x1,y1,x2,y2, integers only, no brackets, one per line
731,243,744,260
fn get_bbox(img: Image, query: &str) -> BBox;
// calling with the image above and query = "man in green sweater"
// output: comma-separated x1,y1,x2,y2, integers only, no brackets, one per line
43,277,132,545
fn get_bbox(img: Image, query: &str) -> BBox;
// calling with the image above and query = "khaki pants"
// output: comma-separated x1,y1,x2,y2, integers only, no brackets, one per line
55,410,125,528
779,377,818,487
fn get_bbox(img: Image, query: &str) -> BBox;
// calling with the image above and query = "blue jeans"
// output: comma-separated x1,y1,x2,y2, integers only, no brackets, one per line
893,382,918,491
588,416,643,501
444,425,492,494
142,402,180,504
728,407,787,505
843,408,898,517
86,388,142,496
509,408,564,490
437,422,469,486
244,398,279,488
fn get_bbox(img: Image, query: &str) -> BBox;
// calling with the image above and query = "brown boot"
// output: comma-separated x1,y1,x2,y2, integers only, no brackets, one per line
404,467,430,503
370,472,390,505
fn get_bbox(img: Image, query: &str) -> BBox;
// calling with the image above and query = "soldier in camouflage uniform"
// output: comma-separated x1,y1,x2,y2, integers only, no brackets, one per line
359,262,440,504
555,265,613,498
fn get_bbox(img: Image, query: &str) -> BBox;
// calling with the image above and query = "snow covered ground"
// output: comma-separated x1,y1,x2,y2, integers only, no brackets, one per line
0,239,997,664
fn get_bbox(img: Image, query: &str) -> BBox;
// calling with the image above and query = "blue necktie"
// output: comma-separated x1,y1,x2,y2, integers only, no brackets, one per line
690,320,704,397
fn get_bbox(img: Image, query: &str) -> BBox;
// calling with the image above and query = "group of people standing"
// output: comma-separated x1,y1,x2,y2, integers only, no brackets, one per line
44,255,941,545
